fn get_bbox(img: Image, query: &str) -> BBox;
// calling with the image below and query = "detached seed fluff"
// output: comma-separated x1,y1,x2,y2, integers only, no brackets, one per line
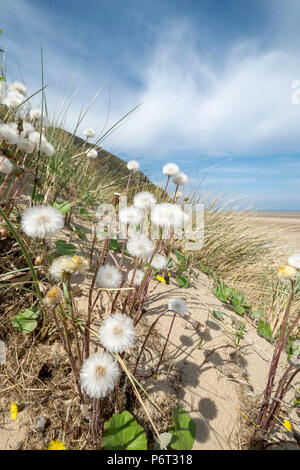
168,298,187,315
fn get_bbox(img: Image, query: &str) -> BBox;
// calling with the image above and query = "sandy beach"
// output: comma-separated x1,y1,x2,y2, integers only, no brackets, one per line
246,212,300,252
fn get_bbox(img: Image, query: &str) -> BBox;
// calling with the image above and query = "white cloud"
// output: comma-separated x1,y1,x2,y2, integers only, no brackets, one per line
106,25,300,158
3,3,300,165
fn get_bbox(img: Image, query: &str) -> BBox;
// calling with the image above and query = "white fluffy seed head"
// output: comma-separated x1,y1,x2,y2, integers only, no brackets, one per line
151,203,187,229
29,108,43,121
127,160,139,172
49,257,67,282
3,90,24,108
80,352,120,399
21,205,64,239
28,131,47,147
99,313,135,354
119,206,142,226
9,81,27,96
17,136,35,154
86,148,98,158
7,121,17,130
22,121,35,135
0,123,19,144
288,254,300,270
96,264,122,289
168,298,187,315
133,191,156,210
83,128,95,138
0,156,14,174
40,141,55,157
128,268,144,286
163,162,179,177
151,253,168,271
127,234,154,259
172,172,188,186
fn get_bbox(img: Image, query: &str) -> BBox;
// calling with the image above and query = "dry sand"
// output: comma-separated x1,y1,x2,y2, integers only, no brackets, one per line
142,274,299,450
245,212,300,254
1,211,299,450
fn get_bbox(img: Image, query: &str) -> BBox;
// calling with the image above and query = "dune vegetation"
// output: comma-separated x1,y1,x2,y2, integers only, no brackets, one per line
0,71,299,451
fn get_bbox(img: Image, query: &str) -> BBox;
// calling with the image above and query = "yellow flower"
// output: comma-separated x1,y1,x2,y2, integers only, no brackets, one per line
283,419,292,432
43,286,63,307
65,255,89,274
47,439,66,450
277,265,297,282
156,275,166,283
10,402,18,420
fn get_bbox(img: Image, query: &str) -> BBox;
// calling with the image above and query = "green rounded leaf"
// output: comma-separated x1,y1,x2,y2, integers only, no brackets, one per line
154,432,173,450
176,273,190,288
213,310,224,320
55,239,76,256
231,298,245,316
102,411,147,450
108,239,119,251
169,406,195,450
12,306,40,333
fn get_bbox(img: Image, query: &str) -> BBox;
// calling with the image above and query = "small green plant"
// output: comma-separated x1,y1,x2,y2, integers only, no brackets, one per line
102,411,147,450
12,306,40,333
55,239,76,255
286,338,300,361
102,407,195,450
231,316,246,348
168,405,195,450
168,250,195,288
293,389,300,408
257,320,274,344
213,279,251,316
212,310,224,320
52,200,72,214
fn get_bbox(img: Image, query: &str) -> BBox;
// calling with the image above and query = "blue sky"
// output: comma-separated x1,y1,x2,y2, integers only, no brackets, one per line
2,0,300,210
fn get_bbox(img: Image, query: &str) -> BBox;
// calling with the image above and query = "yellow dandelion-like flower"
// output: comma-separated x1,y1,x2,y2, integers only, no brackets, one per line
65,255,89,274
283,419,292,432
277,265,298,282
47,439,66,450
156,275,166,283
43,286,63,307
10,402,18,420
49,255,89,282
